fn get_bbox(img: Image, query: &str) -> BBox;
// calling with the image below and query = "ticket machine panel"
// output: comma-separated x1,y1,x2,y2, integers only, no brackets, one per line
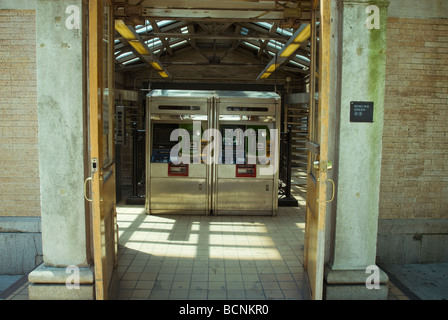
145,90,213,215
213,91,280,216
145,90,280,216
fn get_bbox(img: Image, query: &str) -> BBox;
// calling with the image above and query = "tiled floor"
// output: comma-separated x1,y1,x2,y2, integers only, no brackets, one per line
116,205,307,300
1,194,412,300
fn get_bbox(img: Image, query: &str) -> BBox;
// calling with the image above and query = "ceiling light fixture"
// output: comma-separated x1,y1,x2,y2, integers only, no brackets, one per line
257,23,310,80
115,20,171,79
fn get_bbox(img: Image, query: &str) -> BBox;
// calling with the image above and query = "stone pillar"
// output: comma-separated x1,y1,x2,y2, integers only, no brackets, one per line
324,0,390,299
28,0,94,299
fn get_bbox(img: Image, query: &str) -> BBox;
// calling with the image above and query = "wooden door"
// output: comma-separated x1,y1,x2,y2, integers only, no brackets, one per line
304,0,332,300
88,0,118,300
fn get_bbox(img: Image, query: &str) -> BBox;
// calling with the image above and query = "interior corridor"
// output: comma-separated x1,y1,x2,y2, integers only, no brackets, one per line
116,196,307,300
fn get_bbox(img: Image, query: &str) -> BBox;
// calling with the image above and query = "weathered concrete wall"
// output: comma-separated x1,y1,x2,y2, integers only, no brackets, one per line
324,0,390,300
35,0,89,267
28,0,94,299
330,0,388,270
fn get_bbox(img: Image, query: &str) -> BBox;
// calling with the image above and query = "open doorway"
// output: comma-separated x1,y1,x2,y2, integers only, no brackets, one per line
89,0,329,300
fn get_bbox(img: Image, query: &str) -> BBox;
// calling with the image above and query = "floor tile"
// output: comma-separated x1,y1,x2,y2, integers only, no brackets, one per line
245,289,265,299
208,281,226,290
227,289,246,300
261,281,281,291
189,289,208,300
264,290,284,299
131,289,151,299
279,281,298,291
208,290,227,300
190,281,208,290
113,203,310,301
135,280,155,290
226,281,244,290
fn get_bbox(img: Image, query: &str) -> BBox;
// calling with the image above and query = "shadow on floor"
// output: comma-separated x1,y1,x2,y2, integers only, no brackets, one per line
116,205,307,300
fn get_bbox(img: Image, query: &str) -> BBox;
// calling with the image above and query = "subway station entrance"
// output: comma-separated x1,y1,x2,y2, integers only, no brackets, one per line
87,0,331,300
9,0,440,303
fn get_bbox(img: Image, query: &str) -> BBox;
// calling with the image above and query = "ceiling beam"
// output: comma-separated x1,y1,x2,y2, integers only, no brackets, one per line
242,38,310,68
186,39,211,62
138,32,289,41
187,25,197,48
218,24,243,63
217,22,234,34
149,19,173,56
118,0,312,11
166,62,266,67
216,39,242,63
115,5,311,22
257,22,278,58
135,9,300,21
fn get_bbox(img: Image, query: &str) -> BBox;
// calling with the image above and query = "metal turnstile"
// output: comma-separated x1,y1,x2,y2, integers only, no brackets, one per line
145,90,280,216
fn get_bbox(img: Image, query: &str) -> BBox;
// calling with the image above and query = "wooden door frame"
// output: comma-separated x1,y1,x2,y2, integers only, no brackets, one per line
303,0,332,300
87,0,333,301
88,0,117,300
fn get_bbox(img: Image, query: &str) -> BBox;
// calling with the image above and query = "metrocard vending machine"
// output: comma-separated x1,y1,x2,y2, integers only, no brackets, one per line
213,91,280,216
145,90,280,216
145,90,213,215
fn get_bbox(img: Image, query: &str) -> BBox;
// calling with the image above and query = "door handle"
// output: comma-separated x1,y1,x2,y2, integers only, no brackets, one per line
84,177,92,202
326,179,335,203
316,178,335,203
84,158,97,202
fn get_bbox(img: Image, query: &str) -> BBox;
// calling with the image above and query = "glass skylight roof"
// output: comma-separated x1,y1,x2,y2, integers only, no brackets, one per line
254,22,294,36
115,20,310,72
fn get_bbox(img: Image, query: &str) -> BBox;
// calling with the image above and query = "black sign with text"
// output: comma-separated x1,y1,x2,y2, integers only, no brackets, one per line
350,101,374,123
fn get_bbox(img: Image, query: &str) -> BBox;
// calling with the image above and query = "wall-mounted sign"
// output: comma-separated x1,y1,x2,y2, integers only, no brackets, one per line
115,106,126,145
350,101,374,123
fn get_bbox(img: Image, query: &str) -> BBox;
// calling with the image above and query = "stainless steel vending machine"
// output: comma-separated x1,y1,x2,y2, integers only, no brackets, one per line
145,90,213,215
213,91,280,216
145,90,280,216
